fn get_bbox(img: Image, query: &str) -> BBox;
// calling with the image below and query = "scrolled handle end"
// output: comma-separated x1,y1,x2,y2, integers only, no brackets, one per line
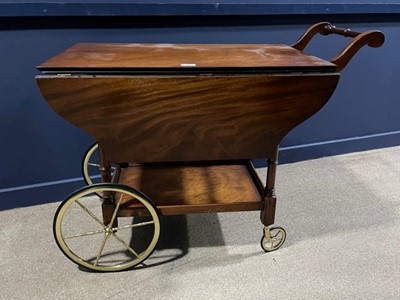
365,31,385,48
331,30,385,72
291,22,385,72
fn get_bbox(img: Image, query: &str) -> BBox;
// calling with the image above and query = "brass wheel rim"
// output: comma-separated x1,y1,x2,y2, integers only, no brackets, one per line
82,143,99,185
261,227,286,252
54,184,161,272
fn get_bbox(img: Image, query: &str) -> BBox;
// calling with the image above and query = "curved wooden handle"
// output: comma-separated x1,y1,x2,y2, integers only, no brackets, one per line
320,23,361,38
330,30,384,72
291,22,331,51
292,22,385,72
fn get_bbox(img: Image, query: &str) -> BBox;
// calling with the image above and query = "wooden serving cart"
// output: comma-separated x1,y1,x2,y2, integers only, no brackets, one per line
36,22,384,272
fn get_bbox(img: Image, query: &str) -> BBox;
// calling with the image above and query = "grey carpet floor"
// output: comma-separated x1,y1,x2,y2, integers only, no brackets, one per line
1,146,399,299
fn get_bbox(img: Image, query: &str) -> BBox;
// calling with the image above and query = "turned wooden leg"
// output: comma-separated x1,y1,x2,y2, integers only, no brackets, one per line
98,145,118,227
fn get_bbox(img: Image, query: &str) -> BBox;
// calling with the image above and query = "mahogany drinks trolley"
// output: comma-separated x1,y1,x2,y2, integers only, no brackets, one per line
36,22,384,272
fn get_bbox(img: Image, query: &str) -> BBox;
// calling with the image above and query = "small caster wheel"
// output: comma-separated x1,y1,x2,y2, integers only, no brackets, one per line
260,226,286,252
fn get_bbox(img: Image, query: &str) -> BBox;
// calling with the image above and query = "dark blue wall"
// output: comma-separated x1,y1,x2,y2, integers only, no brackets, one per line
1,2,399,209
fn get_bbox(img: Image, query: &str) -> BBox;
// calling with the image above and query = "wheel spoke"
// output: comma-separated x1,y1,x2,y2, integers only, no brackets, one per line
94,234,109,266
271,231,281,239
88,163,100,168
109,194,123,227
270,238,278,246
264,241,272,247
88,163,115,171
64,229,105,239
76,199,106,229
55,184,161,271
112,232,139,258
114,220,155,231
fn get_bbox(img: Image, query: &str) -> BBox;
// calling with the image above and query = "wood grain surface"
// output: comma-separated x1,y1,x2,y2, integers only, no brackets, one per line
36,74,339,162
38,43,335,71
117,162,263,215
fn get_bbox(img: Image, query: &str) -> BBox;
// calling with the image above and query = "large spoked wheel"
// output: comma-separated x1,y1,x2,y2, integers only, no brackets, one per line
260,226,286,252
82,143,115,185
53,183,161,272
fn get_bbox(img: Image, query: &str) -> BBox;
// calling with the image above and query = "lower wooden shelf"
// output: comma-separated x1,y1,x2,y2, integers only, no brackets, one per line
117,160,264,216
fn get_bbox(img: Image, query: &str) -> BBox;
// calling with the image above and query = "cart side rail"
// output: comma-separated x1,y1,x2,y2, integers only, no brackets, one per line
292,22,385,72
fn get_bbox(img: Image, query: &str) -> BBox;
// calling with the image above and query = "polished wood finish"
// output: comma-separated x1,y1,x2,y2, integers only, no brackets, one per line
261,196,276,226
36,74,339,163
261,148,279,225
292,22,384,72
330,31,384,72
38,43,335,72
117,161,263,215
35,22,384,227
